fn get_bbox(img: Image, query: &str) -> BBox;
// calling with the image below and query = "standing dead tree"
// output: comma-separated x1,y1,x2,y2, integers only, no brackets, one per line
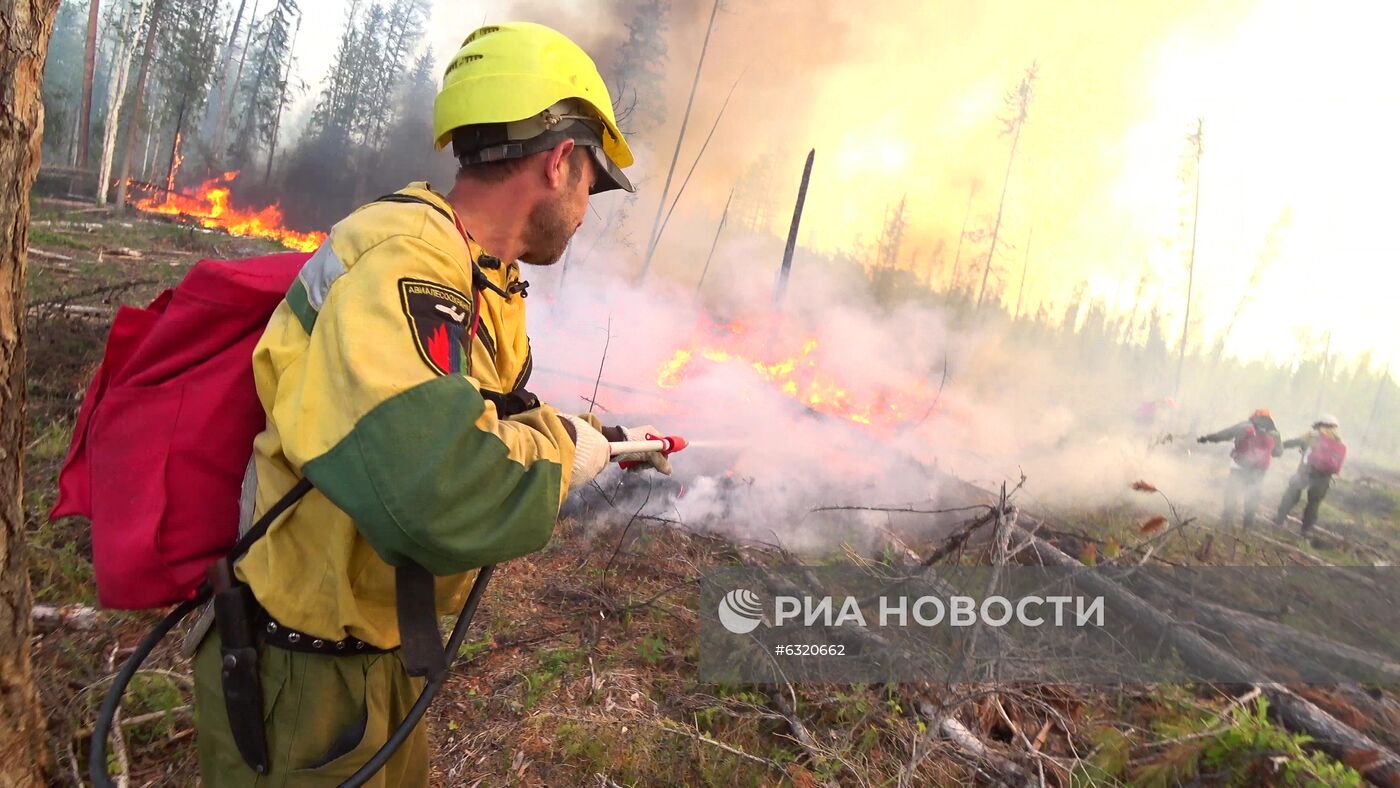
696,186,733,293
1175,117,1204,397
946,183,976,293
1,0,62,782
976,61,1037,312
1013,225,1032,319
638,0,720,282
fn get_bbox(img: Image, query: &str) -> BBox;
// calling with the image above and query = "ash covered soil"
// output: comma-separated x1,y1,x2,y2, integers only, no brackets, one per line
24,198,1400,786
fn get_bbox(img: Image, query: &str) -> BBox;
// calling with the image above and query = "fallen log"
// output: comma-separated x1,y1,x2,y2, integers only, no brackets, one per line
1132,572,1400,685
1013,525,1400,787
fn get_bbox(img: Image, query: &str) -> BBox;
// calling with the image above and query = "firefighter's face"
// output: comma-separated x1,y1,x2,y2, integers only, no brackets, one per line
520,147,592,265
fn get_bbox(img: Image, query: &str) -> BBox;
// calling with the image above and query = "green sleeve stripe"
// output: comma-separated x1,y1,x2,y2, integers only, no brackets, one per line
286,278,317,334
301,374,562,575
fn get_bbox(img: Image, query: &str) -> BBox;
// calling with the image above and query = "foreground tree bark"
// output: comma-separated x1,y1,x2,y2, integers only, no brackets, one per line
0,0,62,784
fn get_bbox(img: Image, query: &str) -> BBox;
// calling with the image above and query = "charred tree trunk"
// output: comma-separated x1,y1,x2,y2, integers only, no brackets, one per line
165,99,187,192
114,0,166,211
79,0,101,167
0,0,61,783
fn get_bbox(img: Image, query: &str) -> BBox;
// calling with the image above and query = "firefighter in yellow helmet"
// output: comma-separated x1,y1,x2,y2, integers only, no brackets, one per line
192,23,669,786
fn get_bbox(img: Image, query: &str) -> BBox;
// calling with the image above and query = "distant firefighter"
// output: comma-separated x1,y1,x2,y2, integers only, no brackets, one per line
1275,414,1348,535
1197,408,1281,529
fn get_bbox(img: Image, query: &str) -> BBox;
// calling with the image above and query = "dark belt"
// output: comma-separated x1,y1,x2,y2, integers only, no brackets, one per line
255,610,392,656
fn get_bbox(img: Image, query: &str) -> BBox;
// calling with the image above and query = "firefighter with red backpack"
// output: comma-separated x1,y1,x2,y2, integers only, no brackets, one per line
1274,414,1347,535
185,24,676,786
1197,408,1282,529
56,22,678,787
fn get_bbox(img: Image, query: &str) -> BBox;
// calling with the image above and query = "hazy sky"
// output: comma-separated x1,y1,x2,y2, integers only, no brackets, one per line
284,0,1400,372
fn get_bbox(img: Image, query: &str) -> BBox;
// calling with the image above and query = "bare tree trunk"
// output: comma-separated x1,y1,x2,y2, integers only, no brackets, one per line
1013,225,1032,320
976,119,1023,311
79,0,101,168
96,0,147,206
1176,118,1204,398
947,184,975,293
222,0,261,165
638,0,720,282
114,0,166,212
696,186,734,293
1,1,61,783
263,12,301,184
211,0,250,169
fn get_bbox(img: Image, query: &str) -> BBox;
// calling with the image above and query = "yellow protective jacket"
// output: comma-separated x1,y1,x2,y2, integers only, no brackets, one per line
237,184,577,648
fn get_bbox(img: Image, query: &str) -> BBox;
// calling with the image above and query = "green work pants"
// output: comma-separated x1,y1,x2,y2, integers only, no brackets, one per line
193,630,428,787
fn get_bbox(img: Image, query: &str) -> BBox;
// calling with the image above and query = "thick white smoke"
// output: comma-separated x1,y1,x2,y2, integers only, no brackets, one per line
521,229,1241,549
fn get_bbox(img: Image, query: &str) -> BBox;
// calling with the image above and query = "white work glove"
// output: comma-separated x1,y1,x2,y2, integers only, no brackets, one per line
608,424,674,476
561,414,611,490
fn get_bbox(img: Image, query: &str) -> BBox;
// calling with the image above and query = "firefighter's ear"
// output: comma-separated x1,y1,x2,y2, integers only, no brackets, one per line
543,139,578,190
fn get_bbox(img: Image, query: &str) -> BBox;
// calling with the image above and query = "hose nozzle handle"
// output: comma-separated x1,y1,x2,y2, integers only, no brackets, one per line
613,434,688,469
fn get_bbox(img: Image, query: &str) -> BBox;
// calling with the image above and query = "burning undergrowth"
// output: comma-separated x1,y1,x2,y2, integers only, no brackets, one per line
534,257,1225,551
127,171,327,252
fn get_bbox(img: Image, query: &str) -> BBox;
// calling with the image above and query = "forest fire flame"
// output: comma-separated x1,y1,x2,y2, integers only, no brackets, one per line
130,171,326,252
656,323,937,428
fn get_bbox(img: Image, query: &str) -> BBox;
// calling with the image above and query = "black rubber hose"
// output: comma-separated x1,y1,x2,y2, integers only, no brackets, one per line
89,561,495,786
339,564,495,788
89,594,206,787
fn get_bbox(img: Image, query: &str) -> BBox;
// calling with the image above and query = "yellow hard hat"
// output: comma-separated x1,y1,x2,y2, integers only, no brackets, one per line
434,23,634,192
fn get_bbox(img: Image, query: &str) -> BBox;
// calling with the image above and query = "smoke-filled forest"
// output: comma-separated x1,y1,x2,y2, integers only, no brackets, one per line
8,0,1400,785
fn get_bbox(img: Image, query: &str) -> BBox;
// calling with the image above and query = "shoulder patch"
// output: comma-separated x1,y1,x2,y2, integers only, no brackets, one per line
399,278,474,376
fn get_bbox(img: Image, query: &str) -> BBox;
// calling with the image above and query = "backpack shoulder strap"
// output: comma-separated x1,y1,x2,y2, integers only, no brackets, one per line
227,477,314,564
372,192,456,225
371,193,516,301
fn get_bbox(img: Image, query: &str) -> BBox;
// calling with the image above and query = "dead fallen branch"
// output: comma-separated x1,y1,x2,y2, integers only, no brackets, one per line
73,705,190,740
915,701,1033,787
32,604,102,632
920,509,999,566
27,246,75,261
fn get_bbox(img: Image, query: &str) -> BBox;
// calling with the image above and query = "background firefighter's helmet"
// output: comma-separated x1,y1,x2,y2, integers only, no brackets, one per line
434,22,634,193
1315,414,1340,429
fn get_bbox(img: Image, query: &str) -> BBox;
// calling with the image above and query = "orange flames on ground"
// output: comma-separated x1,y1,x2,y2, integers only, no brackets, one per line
131,171,326,252
656,322,937,428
